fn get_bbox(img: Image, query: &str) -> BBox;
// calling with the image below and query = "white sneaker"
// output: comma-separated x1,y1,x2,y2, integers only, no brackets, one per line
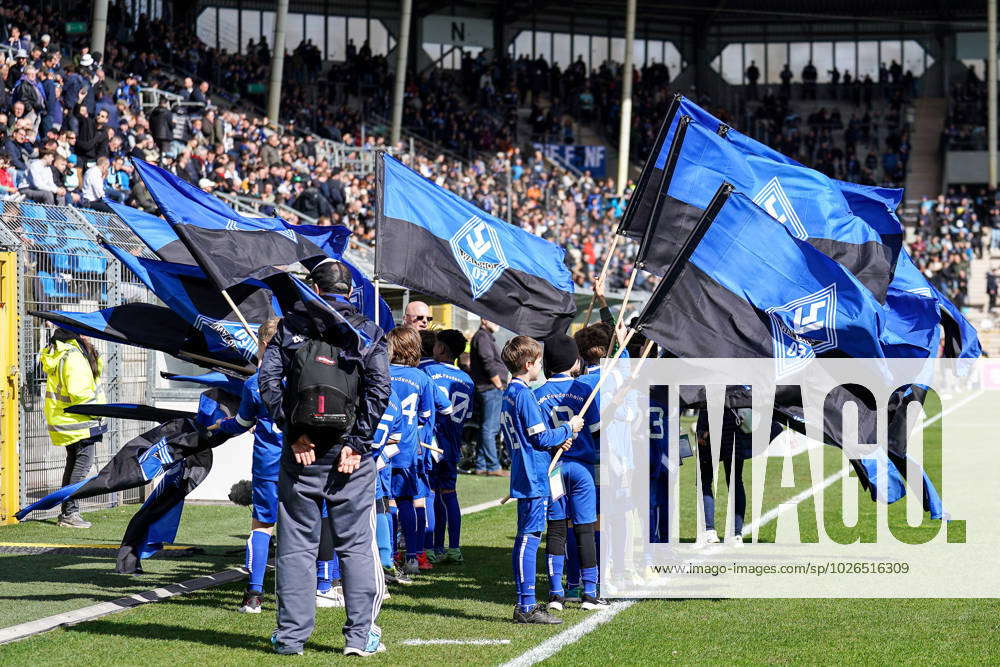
701,529,720,544
727,534,745,547
316,585,345,608
344,642,386,657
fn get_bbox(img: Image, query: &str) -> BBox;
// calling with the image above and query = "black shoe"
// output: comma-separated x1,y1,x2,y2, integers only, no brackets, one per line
383,565,414,586
580,593,610,610
238,589,263,614
513,604,563,624
547,593,565,611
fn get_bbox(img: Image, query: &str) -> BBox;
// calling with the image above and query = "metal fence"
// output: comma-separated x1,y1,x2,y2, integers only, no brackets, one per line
0,202,155,516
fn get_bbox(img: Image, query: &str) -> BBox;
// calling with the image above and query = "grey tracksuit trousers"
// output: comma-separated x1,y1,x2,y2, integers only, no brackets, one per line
274,456,385,651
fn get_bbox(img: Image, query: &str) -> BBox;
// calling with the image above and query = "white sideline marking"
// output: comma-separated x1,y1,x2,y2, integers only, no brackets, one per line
503,389,985,665
0,568,247,646
403,639,511,646
461,498,504,515
500,601,635,667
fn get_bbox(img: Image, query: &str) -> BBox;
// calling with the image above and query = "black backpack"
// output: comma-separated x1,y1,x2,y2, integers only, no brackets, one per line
288,338,360,437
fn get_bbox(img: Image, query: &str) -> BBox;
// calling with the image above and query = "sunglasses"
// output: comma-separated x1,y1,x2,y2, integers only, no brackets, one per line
412,315,433,322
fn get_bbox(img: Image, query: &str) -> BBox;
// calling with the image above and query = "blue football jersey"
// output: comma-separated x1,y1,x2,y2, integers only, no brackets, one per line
534,373,600,464
389,364,435,469
374,389,404,469
421,361,475,463
218,373,282,481
500,378,574,499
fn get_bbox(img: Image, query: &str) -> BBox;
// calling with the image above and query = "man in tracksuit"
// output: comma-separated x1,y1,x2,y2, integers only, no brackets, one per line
260,261,391,657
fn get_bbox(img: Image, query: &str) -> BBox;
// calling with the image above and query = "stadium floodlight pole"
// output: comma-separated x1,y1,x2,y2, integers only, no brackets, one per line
615,0,637,198
390,0,414,146
90,0,109,57
267,0,290,125
990,0,997,189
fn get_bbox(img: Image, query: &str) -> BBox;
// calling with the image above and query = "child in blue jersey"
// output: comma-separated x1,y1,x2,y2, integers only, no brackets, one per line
372,388,413,586
499,335,583,625
216,320,343,612
416,330,455,568
535,333,608,611
386,327,437,577
420,330,475,564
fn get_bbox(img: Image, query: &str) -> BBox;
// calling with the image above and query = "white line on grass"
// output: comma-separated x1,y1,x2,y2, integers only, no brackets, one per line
402,639,511,646
500,601,636,667
502,389,985,666
461,498,504,515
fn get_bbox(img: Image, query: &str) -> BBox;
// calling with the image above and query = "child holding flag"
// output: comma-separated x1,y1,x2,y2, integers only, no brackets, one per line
499,335,583,624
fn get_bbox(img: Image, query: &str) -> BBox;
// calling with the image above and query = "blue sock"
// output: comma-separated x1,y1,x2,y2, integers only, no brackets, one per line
566,529,581,588
433,491,446,552
415,505,427,555
246,529,271,593
582,566,599,597
515,534,541,610
389,505,399,555
316,560,333,592
376,512,393,568
330,553,341,581
398,500,418,558
443,491,462,549
511,535,523,605
548,554,565,596
424,491,436,552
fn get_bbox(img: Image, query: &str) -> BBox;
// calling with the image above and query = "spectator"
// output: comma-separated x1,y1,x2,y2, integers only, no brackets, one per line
470,319,507,476
81,156,110,208
24,150,63,204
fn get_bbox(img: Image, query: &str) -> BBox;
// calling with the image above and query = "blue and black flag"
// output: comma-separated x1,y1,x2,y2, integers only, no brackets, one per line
108,198,393,327
633,184,893,369
14,400,236,521
103,243,272,365
639,115,897,302
375,153,576,338
839,182,981,360
132,159,327,289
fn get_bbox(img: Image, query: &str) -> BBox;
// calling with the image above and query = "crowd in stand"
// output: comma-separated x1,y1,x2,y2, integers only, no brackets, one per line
941,65,988,151
1,0,931,297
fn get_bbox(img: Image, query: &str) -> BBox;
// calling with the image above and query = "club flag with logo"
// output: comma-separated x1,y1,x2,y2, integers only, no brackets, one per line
633,185,891,374
375,153,575,338
640,116,896,302
621,95,802,238
109,196,392,328
132,159,327,289
838,182,981,360
14,414,234,521
104,243,272,364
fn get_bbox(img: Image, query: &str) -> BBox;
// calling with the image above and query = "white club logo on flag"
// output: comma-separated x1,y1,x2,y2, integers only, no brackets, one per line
194,314,259,361
766,284,838,378
908,286,933,298
752,177,808,240
225,219,296,241
449,216,509,300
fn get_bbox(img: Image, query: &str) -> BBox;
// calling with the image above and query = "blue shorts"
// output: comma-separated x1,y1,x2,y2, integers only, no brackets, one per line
429,459,458,491
547,460,597,525
516,497,549,534
375,466,392,500
252,478,279,524
391,466,429,500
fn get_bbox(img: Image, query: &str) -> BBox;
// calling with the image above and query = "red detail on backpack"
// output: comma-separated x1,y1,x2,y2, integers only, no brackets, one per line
315,355,336,366
318,395,326,413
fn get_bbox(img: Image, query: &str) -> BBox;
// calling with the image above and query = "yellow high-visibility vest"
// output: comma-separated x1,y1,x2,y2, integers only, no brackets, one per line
39,339,106,447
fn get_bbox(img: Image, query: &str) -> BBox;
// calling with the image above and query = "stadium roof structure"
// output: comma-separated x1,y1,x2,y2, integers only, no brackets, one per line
203,0,989,40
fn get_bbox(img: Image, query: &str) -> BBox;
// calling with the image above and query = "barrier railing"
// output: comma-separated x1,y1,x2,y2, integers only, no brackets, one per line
0,202,155,516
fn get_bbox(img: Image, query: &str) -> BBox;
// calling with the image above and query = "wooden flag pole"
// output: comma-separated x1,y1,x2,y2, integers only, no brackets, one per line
583,234,620,325
220,289,260,347
502,337,652,506
610,267,639,351
374,278,381,327
548,327,638,475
